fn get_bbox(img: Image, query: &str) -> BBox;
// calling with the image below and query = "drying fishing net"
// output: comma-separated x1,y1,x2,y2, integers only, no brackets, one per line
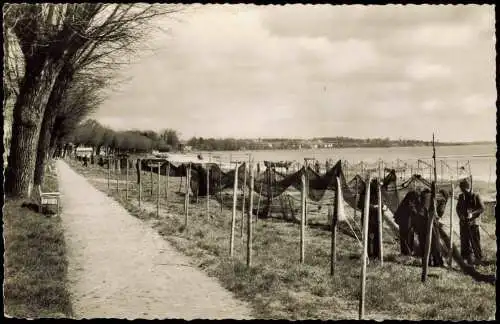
137,157,476,226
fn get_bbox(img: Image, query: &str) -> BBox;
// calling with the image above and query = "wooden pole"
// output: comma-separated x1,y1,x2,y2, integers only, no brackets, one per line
422,133,438,283
116,159,119,194
304,159,309,225
241,162,247,237
206,163,210,218
165,163,170,208
126,158,129,200
467,160,473,189
256,175,262,222
377,182,384,265
107,157,110,190
449,182,454,269
220,161,223,213
184,163,191,229
247,162,254,267
269,165,274,219
300,170,306,264
230,163,239,257
421,183,435,283
354,177,358,219
330,178,339,276
359,176,371,320
157,162,160,217
138,159,142,208
150,164,153,196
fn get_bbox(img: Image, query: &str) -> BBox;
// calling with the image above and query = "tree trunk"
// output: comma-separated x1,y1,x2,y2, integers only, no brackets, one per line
33,70,73,186
33,115,55,186
5,57,64,198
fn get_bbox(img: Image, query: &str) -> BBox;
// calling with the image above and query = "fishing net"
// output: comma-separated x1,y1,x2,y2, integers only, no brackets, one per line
137,157,476,226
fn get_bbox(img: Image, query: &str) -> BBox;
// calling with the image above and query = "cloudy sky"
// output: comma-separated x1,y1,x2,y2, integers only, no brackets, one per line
93,4,496,142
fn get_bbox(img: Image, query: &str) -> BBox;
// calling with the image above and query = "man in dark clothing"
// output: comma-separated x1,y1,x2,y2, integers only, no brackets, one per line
82,155,89,167
394,191,419,256
357,178,382,260
456,178,485,265
315,161,321,174
416,188,444,267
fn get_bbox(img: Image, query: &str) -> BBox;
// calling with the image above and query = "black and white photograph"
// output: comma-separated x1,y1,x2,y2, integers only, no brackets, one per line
3,3,496,320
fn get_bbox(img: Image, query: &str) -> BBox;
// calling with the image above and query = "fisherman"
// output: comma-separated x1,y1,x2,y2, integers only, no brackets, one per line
415,188,444,267
394,190,419,256
357,178,382,260
456,178,485,265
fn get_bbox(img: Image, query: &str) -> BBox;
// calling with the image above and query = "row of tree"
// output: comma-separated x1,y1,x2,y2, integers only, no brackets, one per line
3,4,181,198
314,137,461,147
69,119,180,154
186,137,254,151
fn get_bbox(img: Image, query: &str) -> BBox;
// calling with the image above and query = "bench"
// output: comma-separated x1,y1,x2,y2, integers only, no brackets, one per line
37,185,61,216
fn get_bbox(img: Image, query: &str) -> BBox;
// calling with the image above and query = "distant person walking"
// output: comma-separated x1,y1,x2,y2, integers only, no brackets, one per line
456,178,485,265
82,155,89,167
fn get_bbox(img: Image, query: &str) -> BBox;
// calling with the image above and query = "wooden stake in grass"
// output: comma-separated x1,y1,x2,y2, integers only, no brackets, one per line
377,181,384,265
300,170,306,264
220,161,223,213
107,157,111,190
422,134,438,283
115,159,120,195
184,163,191,229
230,162,239,257
150,163,153,196
449,182,454,269
330,177,339,276
138,159,142,208
422,182,436,283
256,174,263,222
354,177,358,219
359,176,371,320
157,161,161,217
247,162,254,267
126,158,129,200
165,163,170,206
206,163,210,218
241,162,247,237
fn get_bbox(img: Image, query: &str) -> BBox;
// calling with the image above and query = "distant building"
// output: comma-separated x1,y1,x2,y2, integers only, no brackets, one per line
178,142,192,152
75,146,93,158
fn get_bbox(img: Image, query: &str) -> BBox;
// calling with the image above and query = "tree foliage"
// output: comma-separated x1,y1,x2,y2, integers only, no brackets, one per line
3,3,182,197
69,120,180,154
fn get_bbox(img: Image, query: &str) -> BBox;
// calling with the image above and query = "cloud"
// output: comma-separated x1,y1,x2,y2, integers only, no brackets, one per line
405,61,452,80
94,4,495,142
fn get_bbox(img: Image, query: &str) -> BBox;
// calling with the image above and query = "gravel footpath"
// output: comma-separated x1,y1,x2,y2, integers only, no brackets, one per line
56,160,252,319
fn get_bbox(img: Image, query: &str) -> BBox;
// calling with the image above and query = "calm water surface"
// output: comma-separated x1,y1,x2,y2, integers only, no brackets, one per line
199,144,496,183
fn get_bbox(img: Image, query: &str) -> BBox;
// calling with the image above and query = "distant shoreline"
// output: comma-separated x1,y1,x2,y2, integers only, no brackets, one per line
185,142,495,153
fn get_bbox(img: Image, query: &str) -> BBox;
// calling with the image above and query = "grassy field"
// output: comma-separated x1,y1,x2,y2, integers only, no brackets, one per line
3,161,73,318
67,158,496,320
